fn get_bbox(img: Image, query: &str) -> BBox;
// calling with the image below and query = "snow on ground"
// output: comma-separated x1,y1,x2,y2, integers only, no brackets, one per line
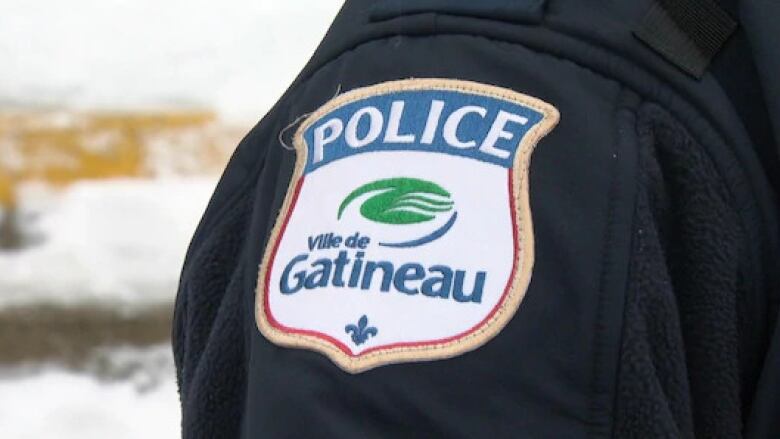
0,0,343,123
0,178,216,309
0,371,179,439
0,345,179,439
0,3,344,435
0,0,346,307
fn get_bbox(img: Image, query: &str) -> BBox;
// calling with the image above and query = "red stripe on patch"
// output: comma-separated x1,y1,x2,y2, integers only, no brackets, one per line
262,170,521,359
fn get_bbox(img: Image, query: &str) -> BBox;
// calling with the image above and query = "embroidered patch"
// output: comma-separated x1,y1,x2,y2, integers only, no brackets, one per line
256,79,559,373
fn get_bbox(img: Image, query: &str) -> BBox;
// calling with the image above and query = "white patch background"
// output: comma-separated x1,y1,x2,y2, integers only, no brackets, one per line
267,150,516,355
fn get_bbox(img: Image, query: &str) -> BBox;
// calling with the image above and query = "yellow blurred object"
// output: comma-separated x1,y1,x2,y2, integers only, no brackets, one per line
0,111,242,209
0,171,14,209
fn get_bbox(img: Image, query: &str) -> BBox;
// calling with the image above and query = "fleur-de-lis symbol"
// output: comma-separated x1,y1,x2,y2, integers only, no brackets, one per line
345,315,378,346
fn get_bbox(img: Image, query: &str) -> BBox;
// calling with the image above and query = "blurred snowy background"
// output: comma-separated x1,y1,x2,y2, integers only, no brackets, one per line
0,1,342,437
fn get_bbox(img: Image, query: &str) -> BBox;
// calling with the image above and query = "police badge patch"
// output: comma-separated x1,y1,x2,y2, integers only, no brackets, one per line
256,79,559,373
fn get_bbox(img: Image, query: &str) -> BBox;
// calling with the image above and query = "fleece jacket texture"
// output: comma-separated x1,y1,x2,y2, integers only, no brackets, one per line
173,1,780,437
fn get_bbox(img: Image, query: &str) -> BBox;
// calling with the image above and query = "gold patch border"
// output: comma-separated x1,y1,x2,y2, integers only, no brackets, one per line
255,78,560,373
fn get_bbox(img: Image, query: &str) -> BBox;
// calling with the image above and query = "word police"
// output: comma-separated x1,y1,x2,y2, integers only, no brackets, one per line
312,98,530,164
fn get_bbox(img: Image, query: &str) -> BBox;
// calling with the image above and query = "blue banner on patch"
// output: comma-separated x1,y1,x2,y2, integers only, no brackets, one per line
302,89,546,173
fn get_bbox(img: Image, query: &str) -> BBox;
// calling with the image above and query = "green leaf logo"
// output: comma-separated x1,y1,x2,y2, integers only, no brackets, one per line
338,177,454,225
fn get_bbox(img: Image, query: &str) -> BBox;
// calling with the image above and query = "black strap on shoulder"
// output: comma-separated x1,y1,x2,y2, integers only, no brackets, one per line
634,0,737,78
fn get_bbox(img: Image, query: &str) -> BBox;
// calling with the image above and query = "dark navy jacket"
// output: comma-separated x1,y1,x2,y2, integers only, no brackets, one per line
174,1,780,437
